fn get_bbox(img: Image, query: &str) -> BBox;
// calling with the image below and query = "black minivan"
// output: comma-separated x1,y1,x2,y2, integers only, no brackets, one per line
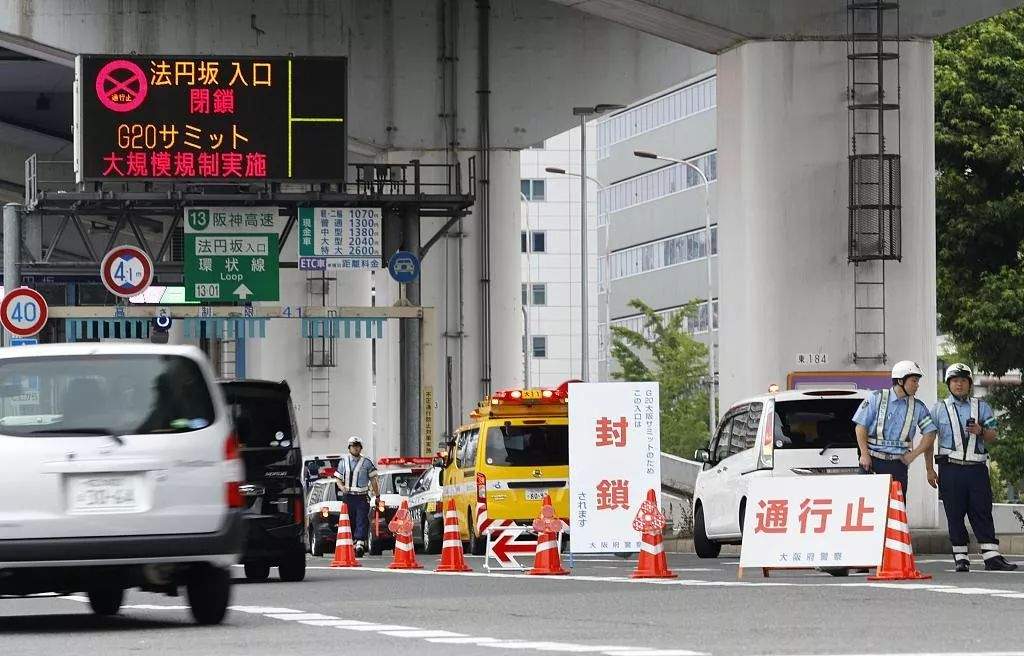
220,379,306,582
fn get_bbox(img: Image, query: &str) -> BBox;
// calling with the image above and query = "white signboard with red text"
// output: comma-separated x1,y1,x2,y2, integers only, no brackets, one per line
740,474,890,570
569,382,660,554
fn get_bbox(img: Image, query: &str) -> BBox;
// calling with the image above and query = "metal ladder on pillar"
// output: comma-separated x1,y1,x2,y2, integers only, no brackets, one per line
853,261,886,362
308,271,334,443
847,0,901,364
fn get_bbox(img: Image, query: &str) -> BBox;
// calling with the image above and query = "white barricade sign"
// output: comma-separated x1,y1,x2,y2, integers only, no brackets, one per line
569,382,660,554
740,474,891,571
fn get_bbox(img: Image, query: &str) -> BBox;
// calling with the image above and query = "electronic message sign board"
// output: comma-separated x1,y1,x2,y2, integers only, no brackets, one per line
75,55,346,182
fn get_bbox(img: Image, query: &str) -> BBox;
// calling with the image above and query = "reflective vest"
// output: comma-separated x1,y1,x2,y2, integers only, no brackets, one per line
938,396,987,464
868,388,915,456
337,454,372,494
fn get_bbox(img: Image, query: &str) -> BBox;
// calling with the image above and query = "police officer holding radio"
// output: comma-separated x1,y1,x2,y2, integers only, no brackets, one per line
333,436,380,557
852,360,937,498
930,364,1017,572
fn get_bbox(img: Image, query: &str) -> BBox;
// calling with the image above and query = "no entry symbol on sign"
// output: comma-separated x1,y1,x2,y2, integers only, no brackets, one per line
95,59,149,112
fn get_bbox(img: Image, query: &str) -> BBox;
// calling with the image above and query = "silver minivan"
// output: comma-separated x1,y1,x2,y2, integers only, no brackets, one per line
692,388,868,558
0,343,244,624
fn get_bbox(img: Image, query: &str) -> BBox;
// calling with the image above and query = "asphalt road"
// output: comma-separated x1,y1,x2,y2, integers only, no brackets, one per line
4,552,1024,656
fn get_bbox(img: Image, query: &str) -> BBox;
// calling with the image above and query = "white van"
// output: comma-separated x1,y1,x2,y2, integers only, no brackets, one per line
0,343,244,624
692,389,868,557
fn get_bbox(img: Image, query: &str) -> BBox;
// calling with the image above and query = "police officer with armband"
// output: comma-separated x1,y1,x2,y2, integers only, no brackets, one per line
852,360,937,499
333,436,380,557
930,364,1017,572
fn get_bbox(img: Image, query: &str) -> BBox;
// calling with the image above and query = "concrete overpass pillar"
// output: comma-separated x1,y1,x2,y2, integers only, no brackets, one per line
717,40,938,528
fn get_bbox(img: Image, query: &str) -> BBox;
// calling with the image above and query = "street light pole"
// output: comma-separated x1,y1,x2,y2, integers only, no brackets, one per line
520,191,532,388
634,150,716,434
572,104,624,382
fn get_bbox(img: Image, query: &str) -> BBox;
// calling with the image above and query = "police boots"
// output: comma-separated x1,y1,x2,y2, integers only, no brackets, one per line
955,561,969,573
985,555,1018,571
354,540,366,558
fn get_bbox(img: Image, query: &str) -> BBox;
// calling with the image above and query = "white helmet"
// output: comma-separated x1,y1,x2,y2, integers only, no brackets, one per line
347,435,363,447
944,363,973,383
891,360,924,382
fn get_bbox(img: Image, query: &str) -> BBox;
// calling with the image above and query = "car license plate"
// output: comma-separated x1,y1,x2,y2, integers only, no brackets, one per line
68,475,139,513
522,389,543,400
526,488,547,501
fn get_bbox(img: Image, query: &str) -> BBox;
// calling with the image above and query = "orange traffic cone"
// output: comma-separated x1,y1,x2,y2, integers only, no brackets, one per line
329,503,360,568
868,479,931,581
388,500,423,570
436,499,472,572
632,489,677,579
527,494,568,576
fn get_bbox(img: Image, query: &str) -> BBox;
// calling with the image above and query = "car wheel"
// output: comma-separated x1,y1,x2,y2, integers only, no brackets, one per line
694,504,721,559
87,587,123,616
244,562,270,581
469,508,486,556
423,518,441,555
278,552,306,582
187,565,231,626
368,531,384,556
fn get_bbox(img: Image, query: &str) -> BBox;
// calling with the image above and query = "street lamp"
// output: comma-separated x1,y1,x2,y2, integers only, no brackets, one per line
546,166,609,380
634,149,717,434
520,190,532,388
572,104,624,382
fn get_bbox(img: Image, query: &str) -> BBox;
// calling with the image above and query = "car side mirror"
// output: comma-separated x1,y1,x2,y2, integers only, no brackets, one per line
694,448,712,463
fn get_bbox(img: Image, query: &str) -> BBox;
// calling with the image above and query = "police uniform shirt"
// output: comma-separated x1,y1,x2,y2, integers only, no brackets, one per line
852,388,937,457
334,453,378,494
930,396,997,461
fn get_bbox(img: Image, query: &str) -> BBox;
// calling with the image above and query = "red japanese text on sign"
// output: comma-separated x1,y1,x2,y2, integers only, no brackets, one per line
754,499,789,534
595,416,627,447
596,479,630,511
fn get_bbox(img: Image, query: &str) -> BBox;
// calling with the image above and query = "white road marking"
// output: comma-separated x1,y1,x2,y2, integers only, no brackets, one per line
264,612,338,620
229,606,303,614
380,629,467,638
240,600,708,655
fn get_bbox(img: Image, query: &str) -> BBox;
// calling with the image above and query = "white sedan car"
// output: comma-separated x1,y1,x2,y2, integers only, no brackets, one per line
692,388,868,558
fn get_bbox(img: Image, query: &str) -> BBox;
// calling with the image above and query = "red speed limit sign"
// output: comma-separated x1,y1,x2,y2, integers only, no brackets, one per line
0,287,48,337
101,245,154,298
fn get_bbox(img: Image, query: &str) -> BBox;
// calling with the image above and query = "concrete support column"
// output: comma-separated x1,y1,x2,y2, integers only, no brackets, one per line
399,204,421,457
3,203,21,297
717,41,937,527
331,270,374,455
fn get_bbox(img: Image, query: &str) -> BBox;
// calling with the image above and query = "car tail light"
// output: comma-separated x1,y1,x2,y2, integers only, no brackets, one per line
759,402,775,470
476,472,487,503
321,506,329,519
293,497,303,524
225,433,244,508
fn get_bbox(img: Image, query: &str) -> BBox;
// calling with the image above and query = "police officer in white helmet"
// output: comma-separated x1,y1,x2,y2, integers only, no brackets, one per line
852,360,938,499
929,364,1017,572
333,436,380,557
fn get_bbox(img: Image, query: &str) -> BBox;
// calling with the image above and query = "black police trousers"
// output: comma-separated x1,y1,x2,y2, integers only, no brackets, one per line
860,457,908,500
939,462,997,552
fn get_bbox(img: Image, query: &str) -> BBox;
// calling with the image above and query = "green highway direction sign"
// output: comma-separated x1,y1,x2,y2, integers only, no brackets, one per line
184,207,283,302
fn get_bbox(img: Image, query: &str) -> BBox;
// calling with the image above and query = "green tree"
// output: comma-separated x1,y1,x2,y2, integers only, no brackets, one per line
610,299,710,459
936,10,1024,493
936,9,1024,374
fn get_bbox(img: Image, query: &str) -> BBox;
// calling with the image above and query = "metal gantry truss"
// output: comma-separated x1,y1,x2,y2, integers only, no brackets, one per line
19,156,476,282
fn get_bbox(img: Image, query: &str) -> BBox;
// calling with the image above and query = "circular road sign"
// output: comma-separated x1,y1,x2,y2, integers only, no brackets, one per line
0,287,48,338
101,245,154,298
388,250,421,284
95,59,149,113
